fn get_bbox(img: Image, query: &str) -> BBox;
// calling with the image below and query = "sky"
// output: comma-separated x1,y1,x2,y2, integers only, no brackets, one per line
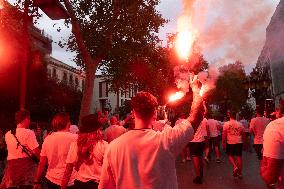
7,0,280,72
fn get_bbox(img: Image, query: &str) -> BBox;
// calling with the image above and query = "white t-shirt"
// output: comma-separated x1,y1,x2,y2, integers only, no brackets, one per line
207,119,219,138
66,140,108,183
191,118,207,142
152,120,171,132
5,128,39,160
263,117,284,188
240,119,249,133
41,131,77,186
223,120,245,144
250,117,270,144
99,120,194,189
104,125,126,143
263,117,284,159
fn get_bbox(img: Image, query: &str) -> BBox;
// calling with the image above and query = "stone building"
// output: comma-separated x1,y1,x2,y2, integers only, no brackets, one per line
257,0,284,107
47,57,85,92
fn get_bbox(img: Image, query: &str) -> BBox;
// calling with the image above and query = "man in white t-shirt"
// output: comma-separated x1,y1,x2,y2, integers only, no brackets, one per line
104,116,126,143
99,76,206,189
222,111,246,179
33,113,77,189
250,107,270,160
206,114,221,163
189,116,209,184
1,110,40,189
261,105,284,189
239,114,252,152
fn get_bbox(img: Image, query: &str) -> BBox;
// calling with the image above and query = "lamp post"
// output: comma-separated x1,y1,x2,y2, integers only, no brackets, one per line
16,0,69,110
243,66,272,115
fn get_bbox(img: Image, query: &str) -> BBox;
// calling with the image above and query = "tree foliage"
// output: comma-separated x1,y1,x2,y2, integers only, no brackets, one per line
208,61,247,114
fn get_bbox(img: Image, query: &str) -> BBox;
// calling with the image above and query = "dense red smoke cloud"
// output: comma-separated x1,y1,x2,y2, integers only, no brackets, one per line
181,0,276,69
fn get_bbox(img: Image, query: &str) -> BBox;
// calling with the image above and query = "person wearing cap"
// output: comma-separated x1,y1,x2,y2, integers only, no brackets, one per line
33,112,77,189
99,75,206,189
61,114,108,189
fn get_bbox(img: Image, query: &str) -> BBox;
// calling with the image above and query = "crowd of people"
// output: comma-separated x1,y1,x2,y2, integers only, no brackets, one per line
0,76,283,189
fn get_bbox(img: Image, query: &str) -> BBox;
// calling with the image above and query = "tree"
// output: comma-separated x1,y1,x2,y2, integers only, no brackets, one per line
60,0,167,120
208,61,247,114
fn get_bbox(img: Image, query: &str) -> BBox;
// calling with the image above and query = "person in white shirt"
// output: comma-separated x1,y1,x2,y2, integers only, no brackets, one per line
61,114,108,189
99,75,206,189
239,114,252,152
222,110,246,179
261,103,284,189
33,113,77,189
175,116,191,163
206,114,222,163
189,116,209,184
103,116,126,143
250,107,270,160
1,110,40,189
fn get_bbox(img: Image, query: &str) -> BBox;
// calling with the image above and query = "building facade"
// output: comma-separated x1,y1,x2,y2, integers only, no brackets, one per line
47,57,85,92
92,76,138,113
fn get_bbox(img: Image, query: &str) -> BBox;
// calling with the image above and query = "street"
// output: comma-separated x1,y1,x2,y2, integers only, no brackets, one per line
177,151,266,189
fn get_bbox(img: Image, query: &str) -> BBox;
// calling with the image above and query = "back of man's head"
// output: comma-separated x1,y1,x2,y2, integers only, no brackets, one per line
52,112,70,132
255,105,263,116
228,110,237,120
110,116,118,125
15,110,30,124
131,91,158,121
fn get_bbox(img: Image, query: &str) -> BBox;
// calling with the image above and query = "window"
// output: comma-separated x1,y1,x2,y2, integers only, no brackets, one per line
52,68,57,79
99,82,108,97
128,86,131,98
69,74,74,86
75,77,79,87
121,99,124,106
82,80,85,89
63,72,67,84
47,69,51,77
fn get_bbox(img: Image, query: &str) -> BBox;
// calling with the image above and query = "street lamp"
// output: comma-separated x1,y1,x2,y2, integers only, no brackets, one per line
16,0,69,110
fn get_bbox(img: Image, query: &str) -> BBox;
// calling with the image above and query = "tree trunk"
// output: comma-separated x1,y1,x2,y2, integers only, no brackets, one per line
78,59,100,123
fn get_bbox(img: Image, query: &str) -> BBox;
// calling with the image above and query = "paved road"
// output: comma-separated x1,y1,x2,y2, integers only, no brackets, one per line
176,151,267,189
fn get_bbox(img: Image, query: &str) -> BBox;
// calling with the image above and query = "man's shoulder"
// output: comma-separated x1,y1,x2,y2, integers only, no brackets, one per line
107,132,130,149
267,118,284,129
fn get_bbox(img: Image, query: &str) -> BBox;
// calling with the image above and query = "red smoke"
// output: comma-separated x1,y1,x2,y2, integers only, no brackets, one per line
181,0,276,68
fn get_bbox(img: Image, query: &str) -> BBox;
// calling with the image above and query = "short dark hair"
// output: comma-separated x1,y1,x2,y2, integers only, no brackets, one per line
80,113,102,133
131,91,158,120
15,110,30,124
51,112,70,131
227,110,237,119
255,105,263,116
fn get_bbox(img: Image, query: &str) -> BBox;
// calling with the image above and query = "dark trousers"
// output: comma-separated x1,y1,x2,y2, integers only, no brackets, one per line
74,179,99,189
253,144,263,160
46,179,74,189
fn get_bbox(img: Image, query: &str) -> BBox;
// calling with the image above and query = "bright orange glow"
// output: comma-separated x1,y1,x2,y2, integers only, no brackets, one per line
176,30,194,60
0,0,4,9
169,91,185,102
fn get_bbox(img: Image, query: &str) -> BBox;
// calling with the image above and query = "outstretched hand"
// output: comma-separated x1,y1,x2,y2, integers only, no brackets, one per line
189,74,201,97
